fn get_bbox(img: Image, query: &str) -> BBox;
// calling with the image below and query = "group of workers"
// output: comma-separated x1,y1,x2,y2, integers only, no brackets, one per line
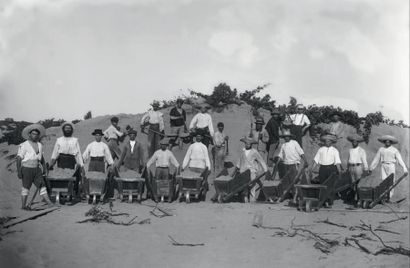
15,100,408,209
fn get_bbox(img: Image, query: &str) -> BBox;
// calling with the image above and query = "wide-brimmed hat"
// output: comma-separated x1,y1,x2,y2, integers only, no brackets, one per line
176,98,184,104
347,134,364,143
22,124,46,140
296,104,305,110
320,134,337,143
92,129,104,136
378,135,398,144
61,122,75,131
127,129,137,135
255,117,265,125
160,138,170,145
240,136,258,145
280,129,294,138
195,103,211,109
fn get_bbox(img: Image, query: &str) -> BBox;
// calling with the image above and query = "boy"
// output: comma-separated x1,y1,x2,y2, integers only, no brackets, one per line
212,122,229,176
17,124,53,209
169,98,187,149
146,138,180,180
369,135,408,198
236,136,268,202
189,104,214,148
311,134,342,184
104,116,126,160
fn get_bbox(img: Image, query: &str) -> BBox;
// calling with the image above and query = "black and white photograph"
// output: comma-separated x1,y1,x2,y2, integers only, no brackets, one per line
0,0,409,267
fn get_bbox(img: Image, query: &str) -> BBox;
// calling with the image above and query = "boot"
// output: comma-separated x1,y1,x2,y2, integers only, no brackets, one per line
21,195,28,210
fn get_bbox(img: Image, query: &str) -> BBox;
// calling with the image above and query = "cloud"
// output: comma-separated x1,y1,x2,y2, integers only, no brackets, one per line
208,30,258,67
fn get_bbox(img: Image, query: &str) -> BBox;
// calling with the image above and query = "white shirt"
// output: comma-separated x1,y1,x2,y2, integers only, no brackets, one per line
289,113,310,126
370,146,408,172
146,149,179,168
278,140,305,165
130,140,136,153
236,148,268,174
141,111,164,131
82,141,114,165
314,146,341,165
213,131,226,147
189,113,214,137
104,125,123,140
348,146,368,170
51,136,84,166
182,142,211,170
17,141,43,168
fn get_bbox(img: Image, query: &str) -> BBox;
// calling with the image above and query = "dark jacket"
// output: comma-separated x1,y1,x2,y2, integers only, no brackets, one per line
118,141,144,171
169,107,186,127
265,118,281,145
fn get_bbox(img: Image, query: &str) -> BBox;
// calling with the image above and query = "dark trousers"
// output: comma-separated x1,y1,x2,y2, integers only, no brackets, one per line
290,125,304,147
155,167,170,180
318,165,338,184
57,154,80,196
148,124,161,158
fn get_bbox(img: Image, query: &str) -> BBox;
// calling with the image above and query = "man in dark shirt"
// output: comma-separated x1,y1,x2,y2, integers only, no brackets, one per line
265,108,283,167
169,98,187,149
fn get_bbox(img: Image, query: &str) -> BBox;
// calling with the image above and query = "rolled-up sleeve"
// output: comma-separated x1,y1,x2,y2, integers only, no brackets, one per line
334,148,341,165
51,140,60,160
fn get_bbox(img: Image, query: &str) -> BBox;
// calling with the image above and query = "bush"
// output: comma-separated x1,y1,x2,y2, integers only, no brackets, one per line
84,111,92,120
190,83,241,110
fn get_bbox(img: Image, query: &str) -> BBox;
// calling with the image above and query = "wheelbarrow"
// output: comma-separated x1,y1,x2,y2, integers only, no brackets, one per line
358,173,394,209
214,169,251,203
47,168,76,204
295,172,338,212
115,169,145,203
86,171,107,204
176,168,209,203
150,169,177,203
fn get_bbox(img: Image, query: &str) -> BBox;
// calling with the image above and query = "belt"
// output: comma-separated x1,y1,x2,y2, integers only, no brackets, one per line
349,163,362,167
90,156,104,161
157,166,169,169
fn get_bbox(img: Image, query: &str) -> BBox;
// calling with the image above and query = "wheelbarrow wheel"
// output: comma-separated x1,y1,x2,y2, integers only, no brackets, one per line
161,196,165,203
137,194,142,203
185,192,190,203
128,194,133,203
92,195,97,205
56,193,60,204
119,194,123,202
305,200,312,212
363,200,370,209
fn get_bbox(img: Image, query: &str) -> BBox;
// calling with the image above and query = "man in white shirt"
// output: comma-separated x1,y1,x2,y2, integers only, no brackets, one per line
189,104,214,148
141,101,165,158
289,104,311,147
277,130,308,177
347,134,368,182
212,122,229,175
104,116,126,160
182,134,211,172
17,124,53,209
147,138,180,180
369,135,408,198
236,136,268,202
311,134,342,184
346,134,368,202
49,122,84,198
83,129,114,173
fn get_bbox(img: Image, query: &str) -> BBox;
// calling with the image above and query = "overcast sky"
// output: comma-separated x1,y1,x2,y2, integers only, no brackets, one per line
0,0,408,123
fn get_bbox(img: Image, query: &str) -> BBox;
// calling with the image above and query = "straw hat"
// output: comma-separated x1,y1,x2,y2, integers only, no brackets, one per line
347,134,364,143
296,104,305,110
195,103,211,109
160,138,170,145
280,129,294,138
378,135,398,144
255,117,265,125
22,124,46,140
240,136,258,144
91,129,104,136
151,101,160,108
320,134,337,143
61,122,75,131
127,129,137,135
